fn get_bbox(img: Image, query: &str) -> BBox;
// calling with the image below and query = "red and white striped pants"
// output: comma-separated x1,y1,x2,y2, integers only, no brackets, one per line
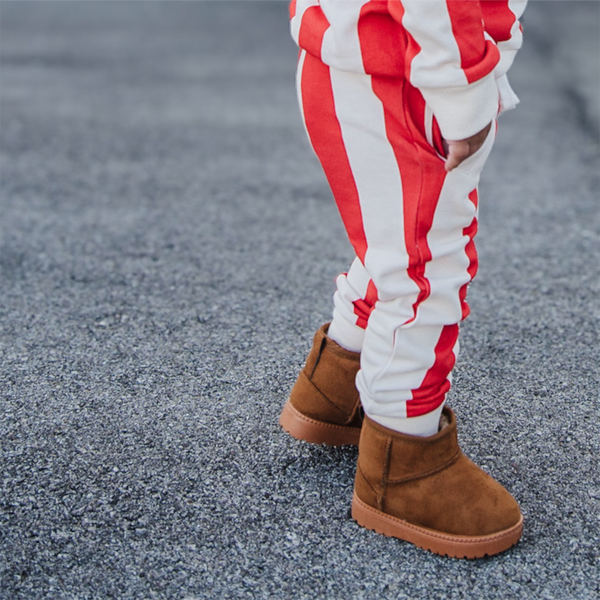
297,50,497,435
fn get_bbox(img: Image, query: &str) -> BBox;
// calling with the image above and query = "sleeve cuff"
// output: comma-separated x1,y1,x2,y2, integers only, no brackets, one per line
419,73,499,140
496,73,520,114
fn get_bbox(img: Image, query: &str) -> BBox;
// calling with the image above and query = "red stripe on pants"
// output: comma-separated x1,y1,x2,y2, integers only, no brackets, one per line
407,324,458,417
298,6,329,61
353,279,378,329
300,53,368,262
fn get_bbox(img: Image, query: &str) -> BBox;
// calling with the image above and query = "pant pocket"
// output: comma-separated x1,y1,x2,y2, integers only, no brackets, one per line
454,120,497,175
424,104,447,161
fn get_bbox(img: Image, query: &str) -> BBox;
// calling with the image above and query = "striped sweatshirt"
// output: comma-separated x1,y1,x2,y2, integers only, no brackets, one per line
291,0,527,140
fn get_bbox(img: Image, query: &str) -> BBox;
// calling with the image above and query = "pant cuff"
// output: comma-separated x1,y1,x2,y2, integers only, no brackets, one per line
328,309,365,353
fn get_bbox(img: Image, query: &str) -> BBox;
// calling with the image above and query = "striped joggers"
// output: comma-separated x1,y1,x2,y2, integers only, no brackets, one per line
296,50,497,436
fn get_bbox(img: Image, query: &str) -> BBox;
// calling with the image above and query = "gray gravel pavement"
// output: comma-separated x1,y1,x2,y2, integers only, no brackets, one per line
1,2,599,599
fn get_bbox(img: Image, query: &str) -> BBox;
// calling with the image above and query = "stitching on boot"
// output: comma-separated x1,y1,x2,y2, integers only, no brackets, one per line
378,437,393,512
356,461,378,497
387,449,462,485
298,372,351,419
307,334,328,379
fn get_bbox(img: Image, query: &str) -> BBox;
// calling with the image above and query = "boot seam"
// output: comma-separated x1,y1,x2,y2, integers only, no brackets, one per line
307,334,328,379
298,371,356,420
356,461,378,498
378,437,393,512
387,449,462,485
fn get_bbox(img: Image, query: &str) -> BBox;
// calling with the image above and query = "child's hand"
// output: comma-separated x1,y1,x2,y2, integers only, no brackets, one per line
443,122,493,172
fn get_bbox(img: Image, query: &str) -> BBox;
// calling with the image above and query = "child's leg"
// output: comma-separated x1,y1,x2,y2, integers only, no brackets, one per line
298,50,495,436
294,48,521,560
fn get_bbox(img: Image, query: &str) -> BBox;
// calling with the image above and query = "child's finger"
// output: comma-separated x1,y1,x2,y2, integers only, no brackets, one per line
444,141,470,172
444,122,493,172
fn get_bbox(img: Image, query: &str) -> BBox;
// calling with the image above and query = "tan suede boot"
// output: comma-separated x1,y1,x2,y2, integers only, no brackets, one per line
352,407,523,558
279,324,362,446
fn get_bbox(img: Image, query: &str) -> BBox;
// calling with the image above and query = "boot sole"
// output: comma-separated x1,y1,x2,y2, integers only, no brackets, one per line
279,400,361,446
351,492,523,559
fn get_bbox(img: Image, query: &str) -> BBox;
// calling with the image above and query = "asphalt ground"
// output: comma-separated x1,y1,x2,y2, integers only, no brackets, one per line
0,2,599,599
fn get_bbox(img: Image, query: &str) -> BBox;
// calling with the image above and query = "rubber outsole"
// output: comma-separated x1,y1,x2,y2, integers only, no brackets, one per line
279,400,362,446
351,492,523,559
